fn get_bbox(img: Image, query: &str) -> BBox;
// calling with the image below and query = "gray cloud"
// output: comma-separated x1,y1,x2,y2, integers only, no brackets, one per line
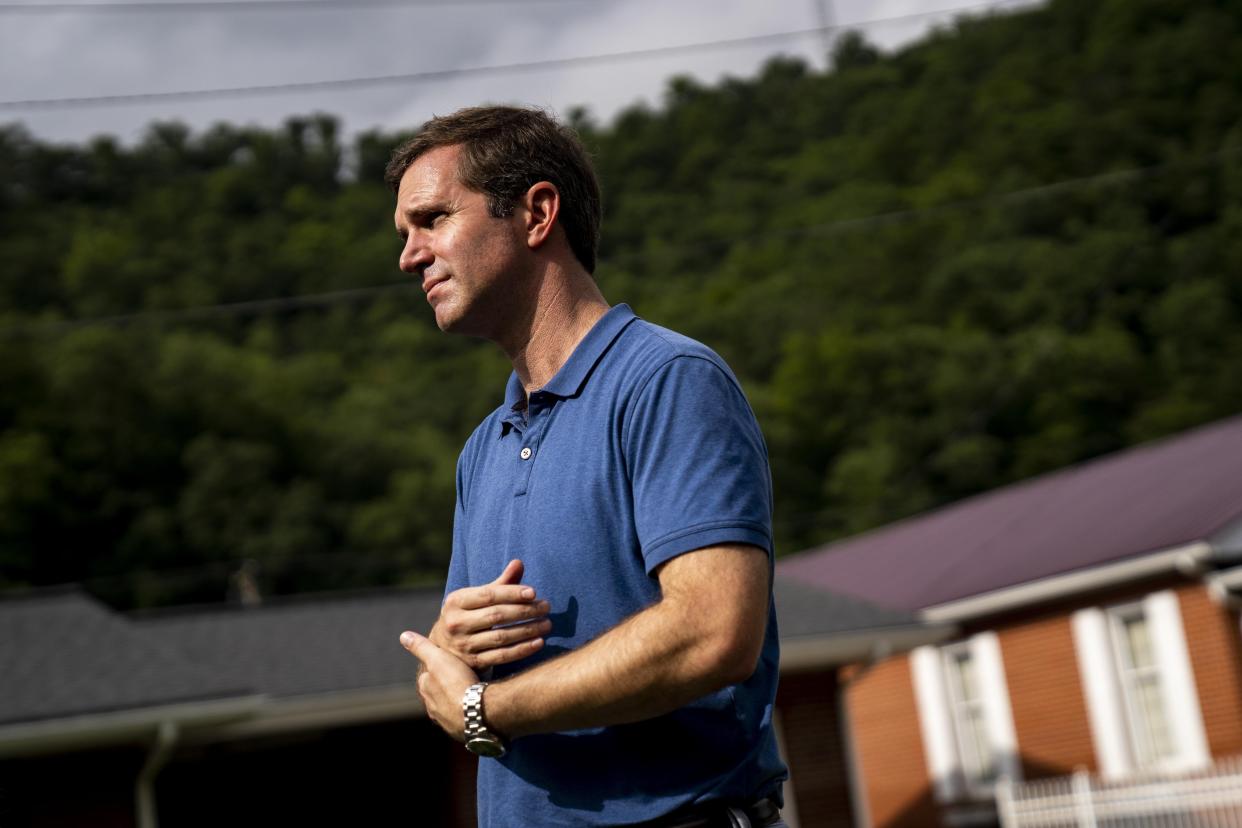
0,0,1039,145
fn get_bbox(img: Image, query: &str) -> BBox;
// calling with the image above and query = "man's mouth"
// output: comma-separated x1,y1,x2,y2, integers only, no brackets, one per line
423,275,448,298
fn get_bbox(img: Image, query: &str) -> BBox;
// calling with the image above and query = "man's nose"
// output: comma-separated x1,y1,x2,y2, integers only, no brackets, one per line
398,233,433,274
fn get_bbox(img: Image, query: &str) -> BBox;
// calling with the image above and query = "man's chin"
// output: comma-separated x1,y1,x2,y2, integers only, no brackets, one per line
431,302,459,332
433,306,477,337
432,300,499,341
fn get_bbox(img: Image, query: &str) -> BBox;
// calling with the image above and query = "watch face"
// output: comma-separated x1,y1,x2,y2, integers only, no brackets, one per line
466,736,506,758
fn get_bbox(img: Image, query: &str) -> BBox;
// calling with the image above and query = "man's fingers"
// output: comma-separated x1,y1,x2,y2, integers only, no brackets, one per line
455,586,544,612
475,600,551,632
472,636,547,669
448,560,534,610
491,558,524,586
464,619,552,654
443,600,550,639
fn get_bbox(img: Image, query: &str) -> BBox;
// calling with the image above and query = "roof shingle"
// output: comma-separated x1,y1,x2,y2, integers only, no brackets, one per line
779,413,1242,612
133,586,442,699
0,588,251,726
3,578,911,728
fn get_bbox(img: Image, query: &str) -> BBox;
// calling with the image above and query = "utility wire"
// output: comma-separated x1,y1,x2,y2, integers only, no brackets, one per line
3,141,1235,340
0,0,1033,110
601,143,1242,257
2,281,419,337
73,549,442,595
0,0,582,13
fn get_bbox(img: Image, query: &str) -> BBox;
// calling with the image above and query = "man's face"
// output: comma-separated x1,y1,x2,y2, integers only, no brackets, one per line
394,144,527,337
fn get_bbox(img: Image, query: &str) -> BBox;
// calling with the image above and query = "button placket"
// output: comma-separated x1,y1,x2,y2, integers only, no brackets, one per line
512,400,549,497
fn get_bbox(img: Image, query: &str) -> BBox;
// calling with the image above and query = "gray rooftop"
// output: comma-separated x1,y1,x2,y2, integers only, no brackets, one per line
133,586,442,699
779,413,1242,612
3,578,911,728
772,576,916,638
0,588,250,727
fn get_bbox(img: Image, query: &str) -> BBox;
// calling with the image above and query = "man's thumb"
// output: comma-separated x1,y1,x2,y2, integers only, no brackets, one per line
400,630,429,658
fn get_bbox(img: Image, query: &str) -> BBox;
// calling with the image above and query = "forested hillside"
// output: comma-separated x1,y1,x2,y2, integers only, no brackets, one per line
3,0,1241,608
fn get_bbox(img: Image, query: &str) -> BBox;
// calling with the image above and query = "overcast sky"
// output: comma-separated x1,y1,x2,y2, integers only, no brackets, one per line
1,0,1040,147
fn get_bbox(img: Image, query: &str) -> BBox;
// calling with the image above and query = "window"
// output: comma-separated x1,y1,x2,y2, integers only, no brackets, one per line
1108,603,1176,768
943,643,998,785
1072,591,1209,779
912,632,1020,802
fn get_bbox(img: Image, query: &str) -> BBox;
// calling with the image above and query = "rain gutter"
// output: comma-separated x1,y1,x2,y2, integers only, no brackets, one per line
920,541,1215,624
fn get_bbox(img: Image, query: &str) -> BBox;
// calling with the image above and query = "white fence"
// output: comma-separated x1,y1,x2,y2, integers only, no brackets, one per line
997,757,1242,828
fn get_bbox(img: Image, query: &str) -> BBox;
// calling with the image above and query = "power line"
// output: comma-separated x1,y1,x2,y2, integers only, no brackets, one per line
0,0,581,13
1,281,418,338
74,549,442,594
592,143,1239,266
0,0,1033,110
4,142,1234,340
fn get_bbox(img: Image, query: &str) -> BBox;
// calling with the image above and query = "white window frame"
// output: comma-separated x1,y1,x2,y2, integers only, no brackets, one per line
943,641,998,787
1107,600,1177,770
912,632,1021,803
1072,590,1210,780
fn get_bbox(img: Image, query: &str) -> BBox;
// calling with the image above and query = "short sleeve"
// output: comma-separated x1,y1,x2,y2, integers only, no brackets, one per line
624,355,773,574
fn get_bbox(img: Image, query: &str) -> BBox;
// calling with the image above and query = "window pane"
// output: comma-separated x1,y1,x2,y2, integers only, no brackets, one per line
1135,674,1175,761
965,706,995,780
946,649,996,784
1111,609,1176,768
1121,616,1156,669
956,655,979,702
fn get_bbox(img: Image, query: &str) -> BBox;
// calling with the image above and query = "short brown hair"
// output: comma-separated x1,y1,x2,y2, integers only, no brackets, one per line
385,106,602,274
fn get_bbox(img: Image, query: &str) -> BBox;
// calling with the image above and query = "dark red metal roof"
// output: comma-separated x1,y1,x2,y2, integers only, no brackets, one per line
778,414,1242,612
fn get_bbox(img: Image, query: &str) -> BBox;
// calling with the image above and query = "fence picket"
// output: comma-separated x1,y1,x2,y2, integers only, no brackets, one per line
999,758,1242,828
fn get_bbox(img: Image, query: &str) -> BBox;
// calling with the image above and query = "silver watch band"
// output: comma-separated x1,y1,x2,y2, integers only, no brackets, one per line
463,682,491,739
462,682,507,757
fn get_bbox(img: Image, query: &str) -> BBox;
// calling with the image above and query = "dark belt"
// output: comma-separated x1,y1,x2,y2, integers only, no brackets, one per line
628,796,781,828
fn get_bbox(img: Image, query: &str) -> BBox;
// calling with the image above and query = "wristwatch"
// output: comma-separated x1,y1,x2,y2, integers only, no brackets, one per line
462,682,507,758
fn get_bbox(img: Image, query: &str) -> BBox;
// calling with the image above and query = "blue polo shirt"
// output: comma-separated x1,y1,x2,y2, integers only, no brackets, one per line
446,304,787,827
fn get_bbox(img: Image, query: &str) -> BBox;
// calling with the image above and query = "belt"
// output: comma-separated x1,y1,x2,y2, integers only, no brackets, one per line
628,796,781,828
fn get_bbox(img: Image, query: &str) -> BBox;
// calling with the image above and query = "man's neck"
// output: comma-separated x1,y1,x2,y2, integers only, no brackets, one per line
503,266,609,395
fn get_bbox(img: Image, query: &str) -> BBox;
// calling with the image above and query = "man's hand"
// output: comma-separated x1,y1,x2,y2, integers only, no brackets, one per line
430,559,551,670
401,631,478,742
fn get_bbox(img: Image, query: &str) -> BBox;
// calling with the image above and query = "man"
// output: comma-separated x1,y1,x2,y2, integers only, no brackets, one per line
390,106,788,827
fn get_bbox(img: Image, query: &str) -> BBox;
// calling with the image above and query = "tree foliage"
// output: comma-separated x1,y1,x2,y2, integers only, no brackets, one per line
2,0,1242,607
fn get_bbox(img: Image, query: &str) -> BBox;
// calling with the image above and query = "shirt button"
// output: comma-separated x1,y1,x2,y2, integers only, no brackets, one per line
520,447,533,460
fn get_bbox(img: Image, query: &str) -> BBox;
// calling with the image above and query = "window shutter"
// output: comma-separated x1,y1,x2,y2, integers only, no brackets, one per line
1072,607,1132,779
1144,590,1210,770
911,645,962,801
971,632,1021,782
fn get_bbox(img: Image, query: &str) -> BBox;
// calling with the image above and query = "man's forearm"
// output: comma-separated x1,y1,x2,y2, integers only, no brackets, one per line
485,546,768,739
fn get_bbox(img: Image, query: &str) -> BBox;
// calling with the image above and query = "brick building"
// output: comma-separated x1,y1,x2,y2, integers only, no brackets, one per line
781,414,1242,827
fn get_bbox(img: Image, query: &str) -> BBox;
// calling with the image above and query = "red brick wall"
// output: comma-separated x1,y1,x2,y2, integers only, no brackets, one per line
994,581,1242,771
842,656,939,828
1177,583,1242,758
841,610,1107,828
996,614,1096,777
843,579,1242,828
776,669,855,828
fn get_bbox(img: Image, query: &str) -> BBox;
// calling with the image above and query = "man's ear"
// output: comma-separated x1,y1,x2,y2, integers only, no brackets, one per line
522,181,561,251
